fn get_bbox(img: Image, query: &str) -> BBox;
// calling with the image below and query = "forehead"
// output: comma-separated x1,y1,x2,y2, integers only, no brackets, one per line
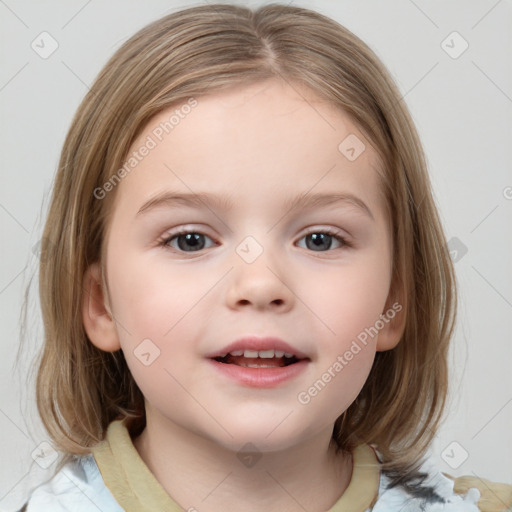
108,78,386,222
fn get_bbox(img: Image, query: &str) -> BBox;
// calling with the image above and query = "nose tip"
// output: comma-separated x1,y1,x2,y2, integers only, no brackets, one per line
226,259,293,312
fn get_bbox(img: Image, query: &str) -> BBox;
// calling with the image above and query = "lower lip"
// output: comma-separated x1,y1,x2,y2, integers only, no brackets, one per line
207,359,310,388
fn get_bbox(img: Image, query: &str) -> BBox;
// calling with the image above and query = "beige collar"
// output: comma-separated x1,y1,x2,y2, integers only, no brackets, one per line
93,418,380,512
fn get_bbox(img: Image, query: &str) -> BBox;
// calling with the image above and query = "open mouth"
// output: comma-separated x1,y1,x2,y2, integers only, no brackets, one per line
212,349,304,368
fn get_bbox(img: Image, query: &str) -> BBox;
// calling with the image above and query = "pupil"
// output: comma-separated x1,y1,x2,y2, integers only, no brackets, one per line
178,233,205,251
307,233,331,251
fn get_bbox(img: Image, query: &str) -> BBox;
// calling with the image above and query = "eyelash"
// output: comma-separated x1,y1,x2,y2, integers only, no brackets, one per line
157,227,352,253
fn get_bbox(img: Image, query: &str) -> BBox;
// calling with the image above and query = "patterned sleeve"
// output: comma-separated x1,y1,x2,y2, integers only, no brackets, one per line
446,473,512,512
372,457,512,511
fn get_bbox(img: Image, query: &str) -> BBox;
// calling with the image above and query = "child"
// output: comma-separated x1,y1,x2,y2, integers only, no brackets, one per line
15,3,512,511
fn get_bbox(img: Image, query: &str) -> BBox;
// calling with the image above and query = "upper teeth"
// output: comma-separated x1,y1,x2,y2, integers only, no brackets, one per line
220,349,294,358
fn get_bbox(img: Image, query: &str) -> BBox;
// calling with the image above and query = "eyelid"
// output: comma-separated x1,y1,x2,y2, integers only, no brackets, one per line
159,225,217,244
158,225,349,240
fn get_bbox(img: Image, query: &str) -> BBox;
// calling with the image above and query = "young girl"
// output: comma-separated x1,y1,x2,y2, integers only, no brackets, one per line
15,3,512,512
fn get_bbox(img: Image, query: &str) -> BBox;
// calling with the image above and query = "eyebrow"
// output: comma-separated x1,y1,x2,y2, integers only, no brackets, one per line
136,190,374,220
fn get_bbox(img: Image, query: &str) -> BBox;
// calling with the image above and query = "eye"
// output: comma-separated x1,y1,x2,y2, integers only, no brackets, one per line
159,229,216,253
297,229,350,252
158,227,350,254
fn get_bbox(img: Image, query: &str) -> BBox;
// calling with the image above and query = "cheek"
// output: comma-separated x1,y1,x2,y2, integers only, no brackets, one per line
107,252,211,337
295,338,376,432
311,257,391,341
295,255,389,413
106,253,213,388
122,346,193,424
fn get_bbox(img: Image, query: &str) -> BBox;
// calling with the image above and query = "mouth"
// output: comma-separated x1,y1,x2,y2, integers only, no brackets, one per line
212,349,306,368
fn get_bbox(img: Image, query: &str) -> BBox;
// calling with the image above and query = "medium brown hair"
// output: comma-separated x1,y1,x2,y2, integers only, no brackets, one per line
23,2,456,479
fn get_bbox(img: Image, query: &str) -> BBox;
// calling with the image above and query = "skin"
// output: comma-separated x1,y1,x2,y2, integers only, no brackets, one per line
82,77,404,512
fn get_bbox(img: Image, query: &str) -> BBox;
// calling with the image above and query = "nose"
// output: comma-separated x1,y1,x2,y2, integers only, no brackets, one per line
225,245,294,312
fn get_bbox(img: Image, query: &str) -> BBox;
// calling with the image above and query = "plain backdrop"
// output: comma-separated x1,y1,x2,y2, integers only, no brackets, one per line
1,0,511,509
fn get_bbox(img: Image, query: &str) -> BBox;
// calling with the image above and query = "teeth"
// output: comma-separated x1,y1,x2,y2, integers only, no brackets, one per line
241,349,294,359
258,349,275,359
218,349,297,358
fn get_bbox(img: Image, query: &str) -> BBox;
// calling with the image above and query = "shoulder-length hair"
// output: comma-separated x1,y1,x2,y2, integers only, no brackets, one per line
27,2,456,479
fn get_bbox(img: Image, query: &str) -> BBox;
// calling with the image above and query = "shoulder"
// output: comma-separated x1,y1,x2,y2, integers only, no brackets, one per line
371,456,512,512
13,454,123,512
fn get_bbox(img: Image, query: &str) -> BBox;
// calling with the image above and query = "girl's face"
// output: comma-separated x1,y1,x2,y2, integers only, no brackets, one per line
89,78,401,452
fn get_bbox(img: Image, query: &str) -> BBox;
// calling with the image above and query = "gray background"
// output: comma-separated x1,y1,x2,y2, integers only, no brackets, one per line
1,0,511,509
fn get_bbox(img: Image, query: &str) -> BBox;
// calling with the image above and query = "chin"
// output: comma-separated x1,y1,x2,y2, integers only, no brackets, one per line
208,417,313,453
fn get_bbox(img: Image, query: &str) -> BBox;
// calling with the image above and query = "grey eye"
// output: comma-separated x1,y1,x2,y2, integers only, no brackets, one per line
297,231,345,252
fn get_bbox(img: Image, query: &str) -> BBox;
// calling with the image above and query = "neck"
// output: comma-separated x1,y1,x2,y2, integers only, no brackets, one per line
133,409,353,512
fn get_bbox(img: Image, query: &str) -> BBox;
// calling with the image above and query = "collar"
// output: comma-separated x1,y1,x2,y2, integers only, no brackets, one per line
92,418,380,512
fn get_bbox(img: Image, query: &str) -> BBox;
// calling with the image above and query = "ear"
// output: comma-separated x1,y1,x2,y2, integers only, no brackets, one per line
81,262,121,352
376,279,406,352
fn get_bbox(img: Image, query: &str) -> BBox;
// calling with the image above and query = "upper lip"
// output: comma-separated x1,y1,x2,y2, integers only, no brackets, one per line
206,336,310,360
